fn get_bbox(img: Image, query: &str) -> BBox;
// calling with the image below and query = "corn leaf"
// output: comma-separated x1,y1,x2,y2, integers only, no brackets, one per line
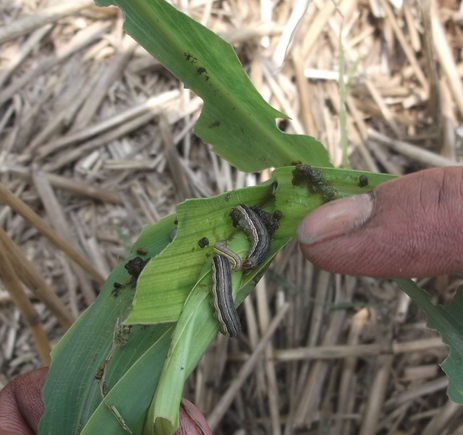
38,215,176,435
395,279,463,404
80,327,173,435
126,183,275,324
146,240,246,434
93,0,331,172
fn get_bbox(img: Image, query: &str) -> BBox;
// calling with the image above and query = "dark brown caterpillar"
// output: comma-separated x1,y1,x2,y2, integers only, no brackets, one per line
211,255,241,337
229,204,271,270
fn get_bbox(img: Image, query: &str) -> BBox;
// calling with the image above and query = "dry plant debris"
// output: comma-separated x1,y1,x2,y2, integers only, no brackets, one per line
1,0,463,434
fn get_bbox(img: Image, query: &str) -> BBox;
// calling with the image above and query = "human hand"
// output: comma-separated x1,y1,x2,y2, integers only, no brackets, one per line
0,368,212,435
297,167,463,278
0,368,46,435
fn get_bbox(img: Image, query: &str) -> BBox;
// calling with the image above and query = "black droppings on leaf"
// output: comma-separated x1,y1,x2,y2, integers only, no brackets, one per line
198,237,209,248
359,175,369,187
292,164,315,185
250,205,280,235
111,282,123,298
125,257,150,279
209,121,221,128
184,52,197,63
292,164,338,203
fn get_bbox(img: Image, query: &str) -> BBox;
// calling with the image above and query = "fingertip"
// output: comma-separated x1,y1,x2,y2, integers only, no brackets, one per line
296,193,374,247
178,399,213,435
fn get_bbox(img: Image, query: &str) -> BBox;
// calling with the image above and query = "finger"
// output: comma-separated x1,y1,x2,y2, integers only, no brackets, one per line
176,399,213,435
0,367,48,435
297,167,463,278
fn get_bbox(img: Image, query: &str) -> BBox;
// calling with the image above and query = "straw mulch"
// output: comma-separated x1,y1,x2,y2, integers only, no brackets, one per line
1,0,462,434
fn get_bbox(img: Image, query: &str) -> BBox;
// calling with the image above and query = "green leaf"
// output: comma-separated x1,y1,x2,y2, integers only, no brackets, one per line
146,240,246,434
39,215,177,435
126,183,275,324
395,279,463,404
93,0,331,172
147,276,204,435
80,328,172,435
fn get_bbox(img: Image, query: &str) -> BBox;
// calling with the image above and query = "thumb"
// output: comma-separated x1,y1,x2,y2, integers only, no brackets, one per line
297,167,463,278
